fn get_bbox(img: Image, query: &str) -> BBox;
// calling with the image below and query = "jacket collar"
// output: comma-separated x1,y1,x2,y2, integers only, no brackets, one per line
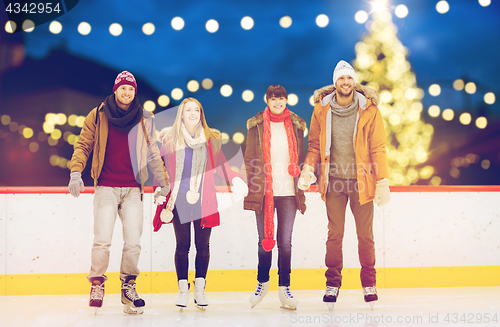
320,91,368,110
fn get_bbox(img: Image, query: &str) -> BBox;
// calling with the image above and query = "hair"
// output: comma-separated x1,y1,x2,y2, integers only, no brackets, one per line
265,85,288,102
164,97,220,150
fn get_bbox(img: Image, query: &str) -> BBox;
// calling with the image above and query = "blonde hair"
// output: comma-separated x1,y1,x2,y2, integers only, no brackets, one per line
164,97,220,150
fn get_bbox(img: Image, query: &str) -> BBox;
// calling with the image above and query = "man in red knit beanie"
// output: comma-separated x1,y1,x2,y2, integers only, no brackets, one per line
68,71,170,314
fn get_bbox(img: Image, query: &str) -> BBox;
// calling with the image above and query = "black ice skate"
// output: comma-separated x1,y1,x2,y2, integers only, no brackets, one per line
121,276,145,314
89,278,105,314
323,286,339,311
363,286,378,309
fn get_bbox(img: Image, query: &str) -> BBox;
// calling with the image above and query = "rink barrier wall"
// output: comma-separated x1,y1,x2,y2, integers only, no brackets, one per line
0,186,499,296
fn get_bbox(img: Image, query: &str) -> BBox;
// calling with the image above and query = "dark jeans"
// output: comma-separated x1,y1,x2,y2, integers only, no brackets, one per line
255,196,297,286
172,193,212,281
325,177,375,288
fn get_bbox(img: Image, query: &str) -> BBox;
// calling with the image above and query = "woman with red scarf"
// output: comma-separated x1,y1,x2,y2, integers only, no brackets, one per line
153,98,248,310
244,85,307,310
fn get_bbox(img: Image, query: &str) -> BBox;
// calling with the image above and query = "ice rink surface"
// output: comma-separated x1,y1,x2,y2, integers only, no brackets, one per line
1,287,498,327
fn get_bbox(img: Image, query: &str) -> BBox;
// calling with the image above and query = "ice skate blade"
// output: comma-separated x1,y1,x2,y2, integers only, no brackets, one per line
195,305,207,311
327,303,335,311
123,304,144,314
280,305,297,311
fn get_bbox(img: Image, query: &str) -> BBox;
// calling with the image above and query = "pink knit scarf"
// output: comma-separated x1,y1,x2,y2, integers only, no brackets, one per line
261,107,300,251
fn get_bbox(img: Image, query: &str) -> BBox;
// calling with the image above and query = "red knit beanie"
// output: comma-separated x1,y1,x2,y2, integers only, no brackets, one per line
113,71,137,94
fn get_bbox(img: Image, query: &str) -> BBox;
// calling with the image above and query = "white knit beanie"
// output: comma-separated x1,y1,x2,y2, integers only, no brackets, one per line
333,60,356,85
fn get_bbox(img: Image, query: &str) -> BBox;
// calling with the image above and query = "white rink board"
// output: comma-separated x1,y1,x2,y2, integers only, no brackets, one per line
0,191,499,275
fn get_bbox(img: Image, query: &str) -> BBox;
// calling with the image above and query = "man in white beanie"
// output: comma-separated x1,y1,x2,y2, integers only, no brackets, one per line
68,71,170,314
298,60,390,309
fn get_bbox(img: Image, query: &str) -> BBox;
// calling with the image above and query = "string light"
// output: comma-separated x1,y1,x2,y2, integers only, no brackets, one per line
22,20,35,32
206,19,219,33
436,1,450,14
142,22,155,35
316,14,329,28
78,22,91,35
171,17,185,30
279,16,292,28
109,23,122,36
49,21,63,34
241,16,254,30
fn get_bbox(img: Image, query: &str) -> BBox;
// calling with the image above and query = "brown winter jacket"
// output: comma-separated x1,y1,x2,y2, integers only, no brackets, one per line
305,84,389,205
243,110,307,214
69,103,169,189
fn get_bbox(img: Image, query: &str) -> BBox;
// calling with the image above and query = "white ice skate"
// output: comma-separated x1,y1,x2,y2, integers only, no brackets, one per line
193,277,208,310
176,280,190,310
249,281,269,308
278,286,298,310
121,278,145,314
363,286,378,309
89,279,105,315
323,286,339,311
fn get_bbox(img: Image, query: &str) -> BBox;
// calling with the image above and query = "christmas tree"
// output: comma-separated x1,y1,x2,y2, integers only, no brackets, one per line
353,9,435,185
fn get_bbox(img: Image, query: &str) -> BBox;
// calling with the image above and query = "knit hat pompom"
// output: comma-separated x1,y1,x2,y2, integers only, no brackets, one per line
333,60,356,85
288,163,300,177
160,209,174,223
262,239,276,252
113,71,137,94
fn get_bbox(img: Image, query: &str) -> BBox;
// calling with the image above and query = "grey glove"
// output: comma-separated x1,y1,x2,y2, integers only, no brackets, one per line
68,171,84,197
154,185,171,205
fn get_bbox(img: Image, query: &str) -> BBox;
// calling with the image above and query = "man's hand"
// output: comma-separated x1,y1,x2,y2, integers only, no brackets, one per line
374,178,390,206
154,185,171,205
298,164,316,190
68,171,84,197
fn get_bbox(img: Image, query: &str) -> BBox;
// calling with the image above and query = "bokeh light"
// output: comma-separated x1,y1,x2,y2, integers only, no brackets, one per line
206,19,219,33
436,1,450,14
78,22,91,35
202,79,213,90
316,14,329,28
158,95,170,107
475,117,487,129
187,80,200,92
171,17,185,30
280,16,292,28
142,22,155,35
49,21,63,34
109,23,122,36
241,16,254,30
242,90,254,102
220,85,233,97
171,88,184,100
232,132,245,144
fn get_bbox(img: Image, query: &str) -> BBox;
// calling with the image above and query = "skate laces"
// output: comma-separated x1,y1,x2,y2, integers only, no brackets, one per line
283,286,294,299
254,282,265,296
325,286,339,297
123,282,140,301
91,283,104,300
363,286,377,296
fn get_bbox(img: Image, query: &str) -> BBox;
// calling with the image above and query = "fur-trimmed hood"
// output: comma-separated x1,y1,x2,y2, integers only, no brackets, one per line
246,110,307,131
313,84,379,107
158,126,221,143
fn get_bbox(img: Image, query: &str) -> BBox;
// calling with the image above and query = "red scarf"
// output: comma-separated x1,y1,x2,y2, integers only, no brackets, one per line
261,107,300,251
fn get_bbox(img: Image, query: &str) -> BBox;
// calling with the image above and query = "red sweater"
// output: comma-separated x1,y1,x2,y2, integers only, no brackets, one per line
98,124,140,188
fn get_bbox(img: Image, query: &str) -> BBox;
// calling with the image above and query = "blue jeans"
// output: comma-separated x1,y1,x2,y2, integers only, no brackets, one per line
255,196,297,286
